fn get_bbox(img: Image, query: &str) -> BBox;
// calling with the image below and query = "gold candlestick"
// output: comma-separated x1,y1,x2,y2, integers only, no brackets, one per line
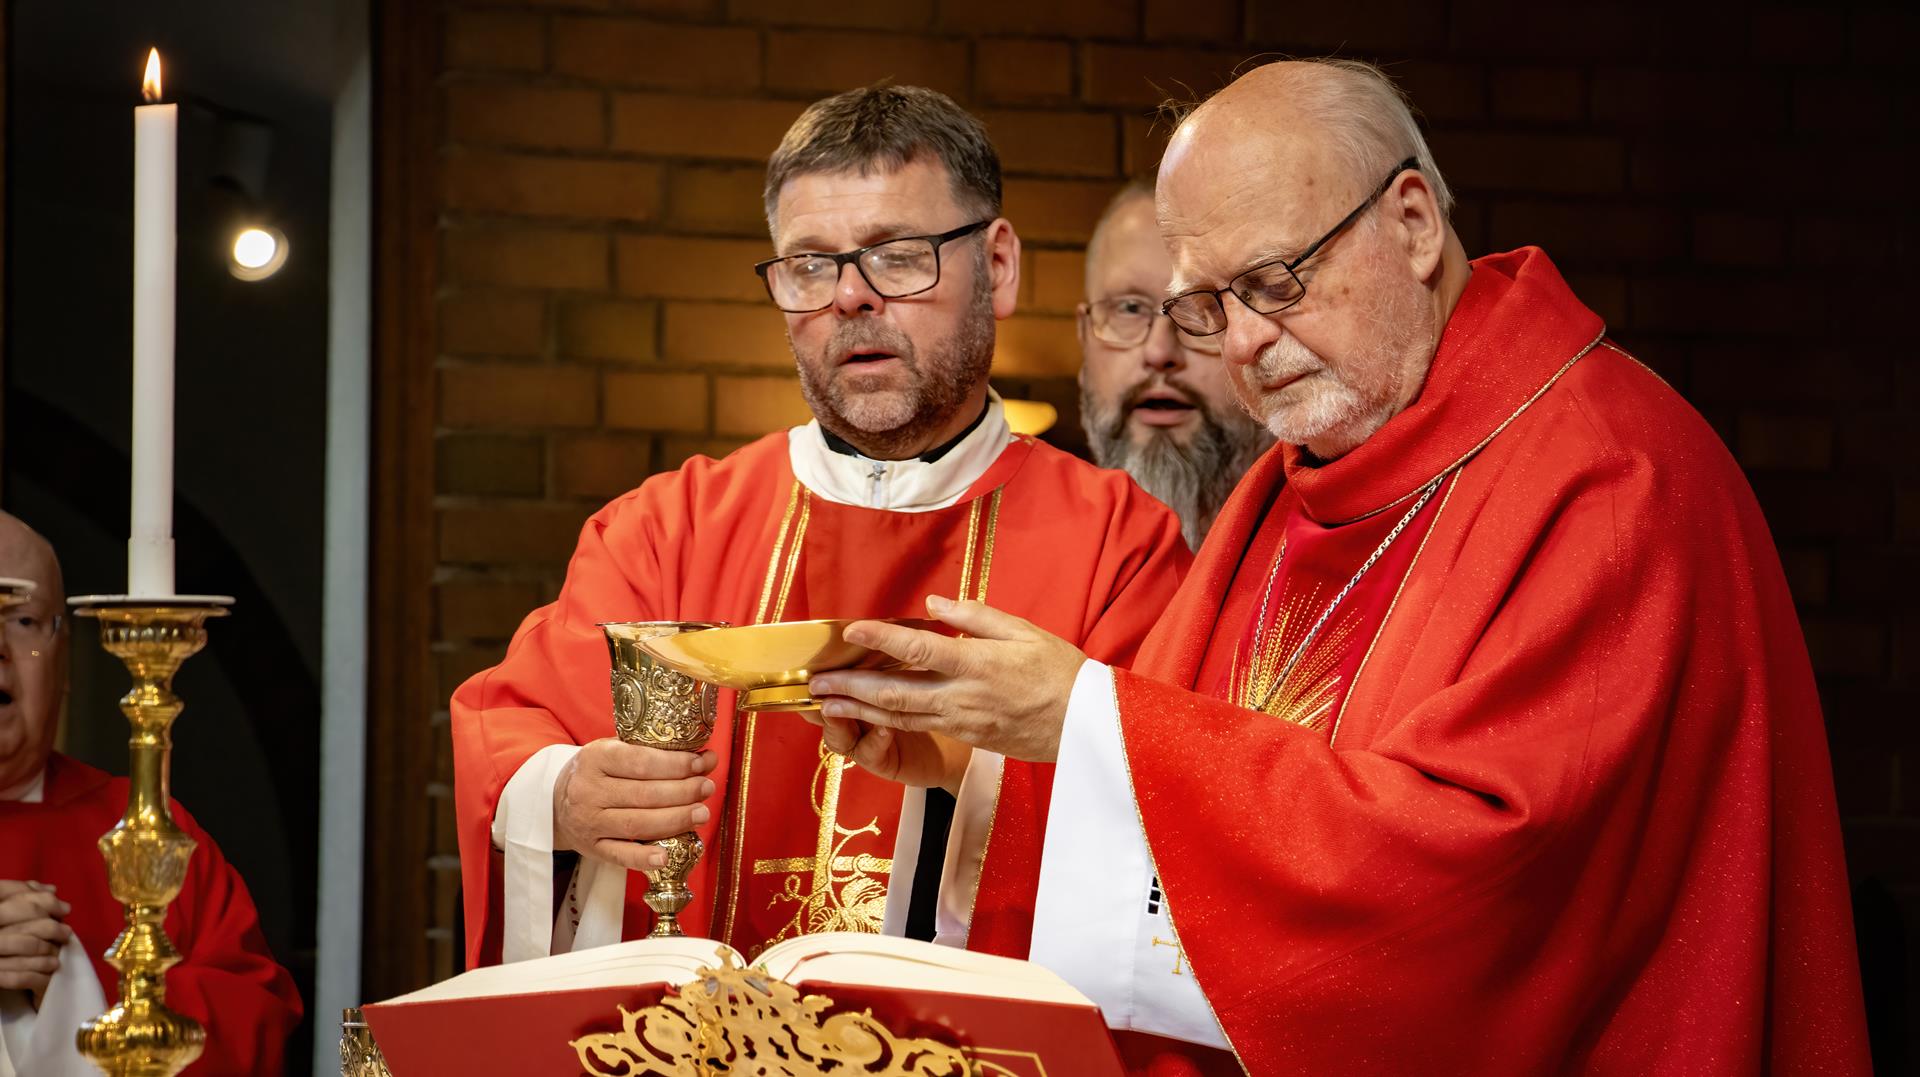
599,620,726,938
67,595,233,1077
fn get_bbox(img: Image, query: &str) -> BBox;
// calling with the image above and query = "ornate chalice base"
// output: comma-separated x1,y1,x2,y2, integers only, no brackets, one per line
67,595,233,1077
600,621,727,938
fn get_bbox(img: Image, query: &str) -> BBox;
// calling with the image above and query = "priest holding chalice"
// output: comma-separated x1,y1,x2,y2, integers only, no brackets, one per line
450,84,1190,972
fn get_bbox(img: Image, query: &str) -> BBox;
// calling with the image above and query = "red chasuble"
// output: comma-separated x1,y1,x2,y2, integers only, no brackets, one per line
1007,248,1873,1074
453,434,1188,966
0,753,302,1075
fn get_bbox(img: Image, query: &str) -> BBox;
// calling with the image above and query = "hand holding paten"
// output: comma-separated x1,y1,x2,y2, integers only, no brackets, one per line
806,707,973,794
0,879,71,994
552,740,716,873
809,595,1083,764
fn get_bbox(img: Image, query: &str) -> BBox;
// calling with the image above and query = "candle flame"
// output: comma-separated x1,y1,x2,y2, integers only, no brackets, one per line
142,48,162,103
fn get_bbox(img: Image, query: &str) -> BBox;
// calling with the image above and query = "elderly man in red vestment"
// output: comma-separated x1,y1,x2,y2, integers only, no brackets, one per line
811,59,1873,1074
0,514,300,1076
451,84,1188,969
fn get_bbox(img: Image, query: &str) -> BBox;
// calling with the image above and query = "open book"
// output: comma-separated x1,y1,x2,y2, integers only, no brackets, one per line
363,933,1124,1076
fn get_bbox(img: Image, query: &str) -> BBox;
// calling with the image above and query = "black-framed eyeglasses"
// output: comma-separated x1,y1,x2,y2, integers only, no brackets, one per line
1082,294,1222,354
754,220,992,314
1162,158,1419,337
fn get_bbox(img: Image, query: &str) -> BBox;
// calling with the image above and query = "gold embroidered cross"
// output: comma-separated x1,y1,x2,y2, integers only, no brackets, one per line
1152,935,1187,976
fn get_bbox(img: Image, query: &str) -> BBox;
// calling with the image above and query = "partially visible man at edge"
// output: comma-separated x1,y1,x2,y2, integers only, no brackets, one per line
0,513,301,1077
1078,178,1271,550
808,60,1872,1074
451,85,1189,969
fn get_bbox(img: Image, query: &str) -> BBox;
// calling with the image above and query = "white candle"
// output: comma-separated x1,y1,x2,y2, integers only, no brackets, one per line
130,47,176,597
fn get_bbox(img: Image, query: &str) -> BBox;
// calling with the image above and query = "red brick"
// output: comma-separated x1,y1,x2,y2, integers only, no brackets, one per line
551,18,761,91
666,165,770,235
436,644,508,705
443,226,610,290
1490,67,1585,124
1793,75,1892,136
436,577,546,640
611,95,805,161
444,11,546,73
605,370,710,432
439,291,547,357
553,434,655,499
443,151,662,223
1488,201,1685,264
614,0,714,15
661,301,794,368
1248,0,1447,53
1776,546,1830,606
1590,69,1785,133
1628,276,1820,336
615,235,771,302
1735,412,1833,472
557,298,658,363
1121,115,1173,178
1750,475,1890,541
660,435,754,469
977,39,1074,105
1029,249,1087,314
993,314,1079,377
1792,213,1897,268
440,362,599,427
1428,131,1626,195
1003,178,1123,243
1803,617,1888,680
1828,747,1895,819
1449,0,1644,60
937,0,1131,37
714,375,813,436
1145,0,1238,44
724,0,933,31
1629,142,1907,202
435,434,546,497
439,505,587,565
1561,271,1626,330
982,110,1118,178
1749,6,1847,64
1850,6,1920,64
765,31,968,101
1691,211,1786,267
1081,44,1245,110
1691,345,1891,408
445,84,604,151
1393,60,1487,124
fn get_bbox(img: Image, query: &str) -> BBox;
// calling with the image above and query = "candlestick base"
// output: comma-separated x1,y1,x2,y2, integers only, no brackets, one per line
68,596,232,1077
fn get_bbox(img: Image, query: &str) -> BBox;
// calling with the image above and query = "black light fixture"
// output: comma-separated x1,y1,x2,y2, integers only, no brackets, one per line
200,104,289,282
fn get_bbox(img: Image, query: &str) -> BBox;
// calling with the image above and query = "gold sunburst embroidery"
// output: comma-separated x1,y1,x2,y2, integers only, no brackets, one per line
1230,583,1359,732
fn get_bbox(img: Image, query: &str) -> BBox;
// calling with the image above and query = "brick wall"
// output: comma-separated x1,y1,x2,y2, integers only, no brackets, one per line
402,0,1916,1054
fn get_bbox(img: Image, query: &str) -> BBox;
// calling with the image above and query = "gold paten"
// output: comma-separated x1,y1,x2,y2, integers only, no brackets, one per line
339,1008,393,1077
636,617,945,714
68,597,232,1076
601,620,728,938
570,949,968,1077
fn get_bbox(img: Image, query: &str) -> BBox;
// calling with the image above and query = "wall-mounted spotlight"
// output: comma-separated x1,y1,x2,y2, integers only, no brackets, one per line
229,224,288,281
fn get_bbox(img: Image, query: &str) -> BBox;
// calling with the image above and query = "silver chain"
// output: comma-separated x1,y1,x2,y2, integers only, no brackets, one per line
1252,476,1446,714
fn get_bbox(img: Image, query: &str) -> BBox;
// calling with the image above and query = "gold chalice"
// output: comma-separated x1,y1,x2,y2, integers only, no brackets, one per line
635,618,947,712
599,620,727,938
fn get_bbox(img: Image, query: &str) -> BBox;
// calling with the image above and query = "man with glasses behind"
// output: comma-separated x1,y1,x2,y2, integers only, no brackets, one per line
0,513,299,1076
452,85,1189,970
806,58,1869,1072
1077,178,1271,550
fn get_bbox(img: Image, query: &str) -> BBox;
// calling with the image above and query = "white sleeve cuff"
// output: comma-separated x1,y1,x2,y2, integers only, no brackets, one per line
1029,660,1228,1049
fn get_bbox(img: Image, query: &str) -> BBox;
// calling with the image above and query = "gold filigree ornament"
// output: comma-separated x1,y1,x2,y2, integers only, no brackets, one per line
571,950,969,1077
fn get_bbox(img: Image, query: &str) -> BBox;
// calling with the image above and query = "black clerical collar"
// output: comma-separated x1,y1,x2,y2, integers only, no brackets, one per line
820,401,992,465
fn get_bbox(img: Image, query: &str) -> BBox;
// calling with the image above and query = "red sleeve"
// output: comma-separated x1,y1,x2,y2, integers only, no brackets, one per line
167,805,302,1077
450,483,675,968
1114,439,1868,1071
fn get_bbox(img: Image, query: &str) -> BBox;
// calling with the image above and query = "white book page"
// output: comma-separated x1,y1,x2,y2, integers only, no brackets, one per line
382,936,741,1004
757,933,1090,1007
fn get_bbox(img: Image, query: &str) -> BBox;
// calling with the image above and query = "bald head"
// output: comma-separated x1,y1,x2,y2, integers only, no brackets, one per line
1154,59,1471,461
0,513,67,794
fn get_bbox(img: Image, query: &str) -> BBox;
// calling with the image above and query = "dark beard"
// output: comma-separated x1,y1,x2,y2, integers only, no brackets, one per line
1081,381,1272,550
794,252,995,460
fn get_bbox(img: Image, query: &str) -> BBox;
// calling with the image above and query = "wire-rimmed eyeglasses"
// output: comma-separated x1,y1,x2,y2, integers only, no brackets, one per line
1082,295,1223,354
754,220,992,314
1162,158,1419,337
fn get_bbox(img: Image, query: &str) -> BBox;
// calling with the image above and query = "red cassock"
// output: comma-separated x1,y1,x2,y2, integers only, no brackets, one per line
0,753,302,1076
452,433,1188,966
992,247,1873,1074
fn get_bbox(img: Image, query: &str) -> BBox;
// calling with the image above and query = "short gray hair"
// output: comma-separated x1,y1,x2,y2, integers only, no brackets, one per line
1172,58,1453,217
763,85,1002,231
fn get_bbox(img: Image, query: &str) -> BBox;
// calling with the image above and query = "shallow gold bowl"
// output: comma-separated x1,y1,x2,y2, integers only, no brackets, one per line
636,618,943,712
